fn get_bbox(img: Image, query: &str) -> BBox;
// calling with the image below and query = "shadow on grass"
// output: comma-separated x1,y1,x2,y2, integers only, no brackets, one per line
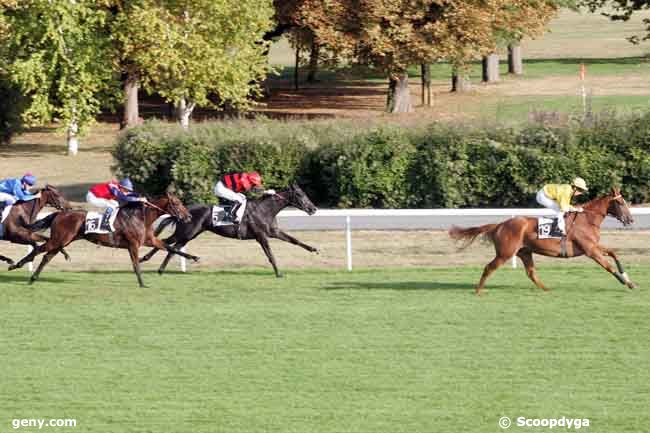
323,280,480,291
0,273,66,284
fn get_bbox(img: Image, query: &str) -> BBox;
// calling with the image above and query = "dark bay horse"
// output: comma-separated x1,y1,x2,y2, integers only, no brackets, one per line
139,183,319,277
11,193,193,287
0,185,70,265
449,188,635,295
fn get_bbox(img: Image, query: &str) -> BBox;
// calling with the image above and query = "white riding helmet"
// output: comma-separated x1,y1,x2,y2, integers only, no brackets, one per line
571,177,588,191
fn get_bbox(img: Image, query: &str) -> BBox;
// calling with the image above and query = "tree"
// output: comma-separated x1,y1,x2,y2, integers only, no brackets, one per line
113,0,274,129
581,0,650,43
1,0,118,154
300,0,555,113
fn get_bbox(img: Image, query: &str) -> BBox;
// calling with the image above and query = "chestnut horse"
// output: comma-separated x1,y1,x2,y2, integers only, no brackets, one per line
11,193,193,287
0,185,70,265
449,188,635,295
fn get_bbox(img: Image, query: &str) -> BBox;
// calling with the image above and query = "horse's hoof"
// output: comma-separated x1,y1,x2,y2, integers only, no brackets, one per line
276,273,284,278
8,264,17,271
312,248,320,255
157,269,165,275
627,282,637,289
28,278,36,285
192,256,200,263
139,258,147,263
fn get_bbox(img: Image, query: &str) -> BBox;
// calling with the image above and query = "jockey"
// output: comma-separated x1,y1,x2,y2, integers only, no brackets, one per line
213,171,275,222
0,173,37,211
536,177,588,235
86,178,144,230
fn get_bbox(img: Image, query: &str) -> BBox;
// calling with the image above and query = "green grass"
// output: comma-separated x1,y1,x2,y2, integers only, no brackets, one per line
1,265,649,433
483,95,650,123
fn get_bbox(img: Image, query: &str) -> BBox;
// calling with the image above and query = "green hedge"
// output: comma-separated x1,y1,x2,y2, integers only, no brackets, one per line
113,114,650,207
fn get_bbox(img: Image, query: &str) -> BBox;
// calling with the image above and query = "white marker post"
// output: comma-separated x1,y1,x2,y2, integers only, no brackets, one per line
345,216,352,271
27,245,33,272
580,63,587,116
180,246,187,273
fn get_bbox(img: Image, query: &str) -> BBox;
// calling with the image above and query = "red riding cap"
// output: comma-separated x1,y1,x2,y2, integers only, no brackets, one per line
247,171,262,186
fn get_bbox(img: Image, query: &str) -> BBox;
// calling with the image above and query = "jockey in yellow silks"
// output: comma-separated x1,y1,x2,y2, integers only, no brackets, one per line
536,177,588,235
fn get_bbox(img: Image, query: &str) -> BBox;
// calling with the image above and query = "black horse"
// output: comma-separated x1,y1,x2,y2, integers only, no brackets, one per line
140,183,319,277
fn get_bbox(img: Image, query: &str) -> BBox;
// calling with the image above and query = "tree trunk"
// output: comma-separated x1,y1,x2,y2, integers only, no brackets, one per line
386,73,412,113
421,64,432,106
122,71,139,129
176,97,195,130
482,54,500,83
294,44,300,90
306,41,320,83
67,119,79,156
451,69,471,92
508,44,523,75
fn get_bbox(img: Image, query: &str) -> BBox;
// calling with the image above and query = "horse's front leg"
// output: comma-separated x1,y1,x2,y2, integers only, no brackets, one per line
269,228,319,254
127,243,146,288
256,234,282,277
600,246,636,288
585,247,635,289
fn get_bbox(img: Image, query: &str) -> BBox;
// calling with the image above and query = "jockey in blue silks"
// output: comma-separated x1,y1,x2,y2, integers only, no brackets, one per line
0,173,37,210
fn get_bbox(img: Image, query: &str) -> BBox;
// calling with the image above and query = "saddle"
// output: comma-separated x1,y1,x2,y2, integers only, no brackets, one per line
85,208,118,234
212,201,247,227
1,204,12,223
537,217,564,239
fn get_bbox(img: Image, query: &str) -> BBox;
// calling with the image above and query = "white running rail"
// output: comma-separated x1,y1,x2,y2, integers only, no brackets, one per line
23,207,650,272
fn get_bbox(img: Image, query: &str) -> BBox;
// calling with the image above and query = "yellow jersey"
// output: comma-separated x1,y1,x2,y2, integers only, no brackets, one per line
543,184,574,211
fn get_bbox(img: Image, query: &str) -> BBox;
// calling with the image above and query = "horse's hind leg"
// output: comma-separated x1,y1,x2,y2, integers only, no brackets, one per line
517,249,548,291
127,244,146,288
158,250,177,275
29,248,60,284
476,256,508,295
140,247,160,263
0,254,15,265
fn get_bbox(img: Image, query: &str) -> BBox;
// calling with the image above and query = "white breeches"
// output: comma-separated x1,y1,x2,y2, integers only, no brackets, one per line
536,189,566,231
86,192,118,209
0,192,16,205
214,181,246,204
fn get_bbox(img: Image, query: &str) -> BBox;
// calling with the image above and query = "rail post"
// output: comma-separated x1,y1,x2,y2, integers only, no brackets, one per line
345,216,352,271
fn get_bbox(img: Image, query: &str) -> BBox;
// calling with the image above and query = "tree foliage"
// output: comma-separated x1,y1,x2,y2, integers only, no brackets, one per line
111,0,274,112
1,0,118,133
580,0,650,43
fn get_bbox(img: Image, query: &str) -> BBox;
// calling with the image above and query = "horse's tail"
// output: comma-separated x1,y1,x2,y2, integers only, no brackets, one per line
26,212,58,232
154,215,176,237
448,223,498,250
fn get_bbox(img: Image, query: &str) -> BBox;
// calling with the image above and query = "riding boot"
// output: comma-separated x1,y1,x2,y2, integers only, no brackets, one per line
100,208,114,232
229,202,241,223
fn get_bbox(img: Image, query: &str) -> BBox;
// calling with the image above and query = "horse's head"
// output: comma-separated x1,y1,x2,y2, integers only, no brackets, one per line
607,187,633,226
163,192,192,223
41,185,69,210
285,183,318,215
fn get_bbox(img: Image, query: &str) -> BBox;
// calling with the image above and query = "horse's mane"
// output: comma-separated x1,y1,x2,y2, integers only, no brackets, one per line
582,194,612,211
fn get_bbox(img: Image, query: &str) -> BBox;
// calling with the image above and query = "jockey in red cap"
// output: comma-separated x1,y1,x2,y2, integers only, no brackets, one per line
213,171,275,222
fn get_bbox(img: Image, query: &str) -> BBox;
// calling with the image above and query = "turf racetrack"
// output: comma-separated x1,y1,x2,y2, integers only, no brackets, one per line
1,266,649,433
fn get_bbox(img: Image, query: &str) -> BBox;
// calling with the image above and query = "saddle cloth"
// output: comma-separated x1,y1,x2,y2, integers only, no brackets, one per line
1,205,12,223
85,208,119,234
212,202,246,227
537,216,564,239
